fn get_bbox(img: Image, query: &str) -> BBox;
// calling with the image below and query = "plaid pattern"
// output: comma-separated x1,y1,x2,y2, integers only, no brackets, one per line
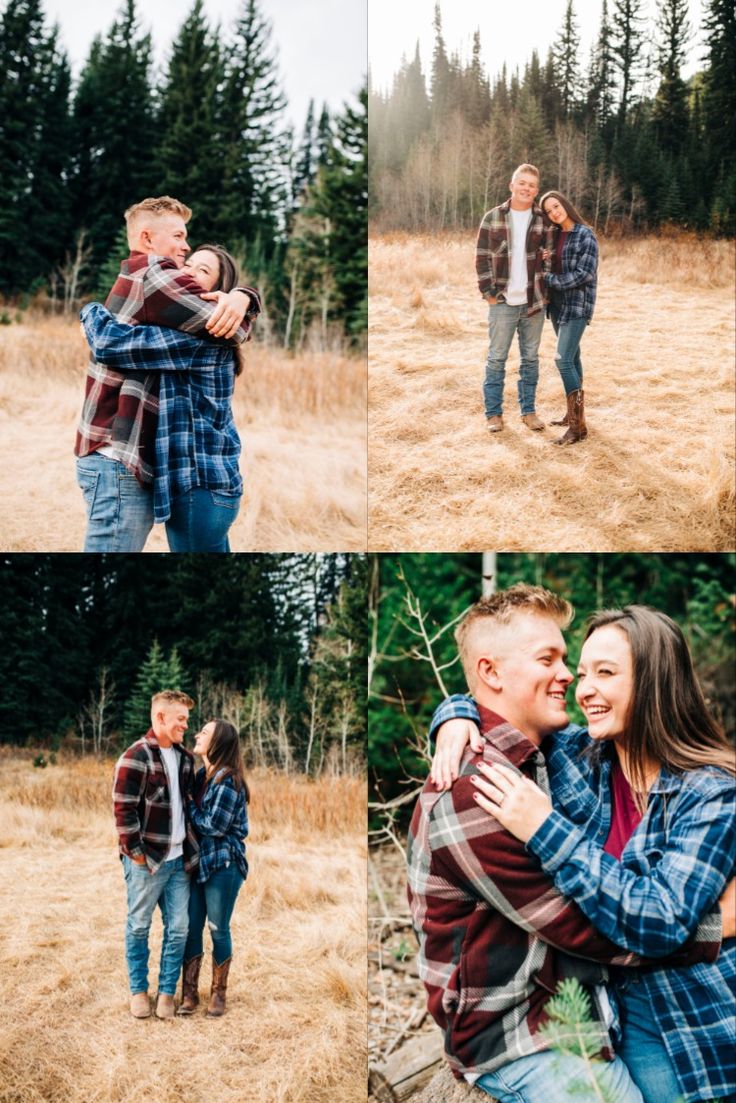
80,303,241,524
475,200,550,317
430,696,729,1101
112,730,199,874
75,251,260,484
189,767,248,885
545,223,598,323
408,706,645,1082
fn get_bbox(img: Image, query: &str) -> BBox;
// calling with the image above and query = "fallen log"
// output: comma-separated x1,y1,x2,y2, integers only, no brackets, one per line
369,1031,494,1101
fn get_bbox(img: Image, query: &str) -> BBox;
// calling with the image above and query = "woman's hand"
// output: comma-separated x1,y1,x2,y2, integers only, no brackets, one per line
541,248,551,262
719,877,736,938
470,761,553,842
430,719,484,791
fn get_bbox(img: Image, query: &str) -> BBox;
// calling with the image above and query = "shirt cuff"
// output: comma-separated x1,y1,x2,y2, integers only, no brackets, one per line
428,694,479,743
526,808,586,870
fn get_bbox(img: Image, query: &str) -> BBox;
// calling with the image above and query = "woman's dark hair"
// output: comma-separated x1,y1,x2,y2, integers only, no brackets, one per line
584,606,735,802
205,719,250,802
192,243,246,376
539,190,590,230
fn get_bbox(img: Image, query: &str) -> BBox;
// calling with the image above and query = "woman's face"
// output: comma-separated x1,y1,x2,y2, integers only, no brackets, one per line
544,197,568,225
575,625,634,743
193,721,215,757
183,249,221,292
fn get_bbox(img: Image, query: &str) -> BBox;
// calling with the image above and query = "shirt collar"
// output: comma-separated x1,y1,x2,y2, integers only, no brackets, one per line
476,704,544,769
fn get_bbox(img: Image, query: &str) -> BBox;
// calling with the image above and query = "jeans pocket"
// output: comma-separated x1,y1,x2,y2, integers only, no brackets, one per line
210,491,241,511
76,463,100,514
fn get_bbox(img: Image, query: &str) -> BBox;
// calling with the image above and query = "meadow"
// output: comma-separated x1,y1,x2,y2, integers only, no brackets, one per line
0,320,367,551
0,751,367,1103
368,233,735,551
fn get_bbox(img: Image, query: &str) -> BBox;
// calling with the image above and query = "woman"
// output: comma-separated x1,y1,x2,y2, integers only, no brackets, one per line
432,607,735,1103
177,719,249,1017
540,191,599,447
81,245,256,552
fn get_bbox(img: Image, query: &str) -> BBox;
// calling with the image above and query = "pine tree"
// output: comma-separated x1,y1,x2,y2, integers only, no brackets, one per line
586,0,617,134
124,639,189,740
153,0,222,245
292,98,317,203
557,1,581,118
651,0,692,154
702,0,736,175
610,0,646,121
69,0,156,275
430,3,451,124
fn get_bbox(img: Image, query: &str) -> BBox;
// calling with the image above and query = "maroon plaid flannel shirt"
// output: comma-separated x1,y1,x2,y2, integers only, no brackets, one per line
112,729,199,874
75,252,261,484
407,706,715,1081
475,200,551,316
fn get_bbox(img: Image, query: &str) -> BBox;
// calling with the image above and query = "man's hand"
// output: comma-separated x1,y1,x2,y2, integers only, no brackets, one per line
719,877,736,938
430,719,484,791
471,761,553,842
201,289,251,339
485,294,497,305
131,854,147,866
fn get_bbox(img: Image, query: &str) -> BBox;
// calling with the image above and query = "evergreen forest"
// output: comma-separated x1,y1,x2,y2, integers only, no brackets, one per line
0,553,368,776
0,0,367,348
368,0,735,234
369,553,736,815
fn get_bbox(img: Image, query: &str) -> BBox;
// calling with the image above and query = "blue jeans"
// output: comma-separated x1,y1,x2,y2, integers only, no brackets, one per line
475,1049,644,1103
184,863,244,965
122,854,190,996
483,302,545,418
76,454,153,551
165,488,241,552
550,308,587,395
618,984,684,1103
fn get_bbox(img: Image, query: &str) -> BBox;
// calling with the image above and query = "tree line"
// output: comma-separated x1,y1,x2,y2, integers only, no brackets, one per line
369,553,736,817
0,553,368,776
0,0,367,348
368,0,735,235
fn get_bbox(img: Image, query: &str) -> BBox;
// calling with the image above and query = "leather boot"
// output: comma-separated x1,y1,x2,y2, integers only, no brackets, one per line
550,410,569,426
206,957,232,1017
554,389,587,445
176,954,203,1015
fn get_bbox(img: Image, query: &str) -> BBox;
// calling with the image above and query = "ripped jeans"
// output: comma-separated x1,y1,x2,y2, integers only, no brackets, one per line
183,863,244,965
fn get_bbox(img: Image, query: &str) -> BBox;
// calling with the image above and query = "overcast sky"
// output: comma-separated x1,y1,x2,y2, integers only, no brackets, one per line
39,0,366,130
369,0,706,96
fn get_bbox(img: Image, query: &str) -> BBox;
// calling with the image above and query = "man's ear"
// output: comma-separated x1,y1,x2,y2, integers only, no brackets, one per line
477,655,502,692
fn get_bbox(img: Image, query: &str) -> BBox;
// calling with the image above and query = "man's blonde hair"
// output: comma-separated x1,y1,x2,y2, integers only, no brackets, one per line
151,689,195,711
455,583,573,690
511,163,540,183
124,196,192,246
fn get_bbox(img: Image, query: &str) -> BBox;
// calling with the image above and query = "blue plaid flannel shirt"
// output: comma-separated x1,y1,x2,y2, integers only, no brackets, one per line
430,695,734,1103
545,223,598,324
80,303,241,524
188,767,248,885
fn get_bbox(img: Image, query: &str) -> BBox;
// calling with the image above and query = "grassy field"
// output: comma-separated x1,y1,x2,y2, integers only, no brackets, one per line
0,319,366,551
368,233,735,551
0,752,367,1103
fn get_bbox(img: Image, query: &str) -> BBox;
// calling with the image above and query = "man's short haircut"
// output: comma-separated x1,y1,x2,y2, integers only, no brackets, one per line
455,583,573,690
151,689,195,711
124,196,192,245
511,163,540,183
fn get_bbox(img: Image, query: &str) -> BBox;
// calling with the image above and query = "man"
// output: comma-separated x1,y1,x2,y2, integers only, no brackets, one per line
75,196,260,551
112,689,199,1020
407,584,720,1102
476,164,549,433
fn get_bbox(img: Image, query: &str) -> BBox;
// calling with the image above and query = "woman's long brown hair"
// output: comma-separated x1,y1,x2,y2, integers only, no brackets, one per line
193,242,246,377
206,719,250,802
584,606,735,803
539,190,590,230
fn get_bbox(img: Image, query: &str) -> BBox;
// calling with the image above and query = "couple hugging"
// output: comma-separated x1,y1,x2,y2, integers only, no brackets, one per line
75,196,261,553
478,163,597,445
113,690,250,1020
408,584,735,1103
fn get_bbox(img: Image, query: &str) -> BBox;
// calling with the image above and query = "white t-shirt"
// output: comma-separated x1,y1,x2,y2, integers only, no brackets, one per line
505,206,533,306
159,745,185,861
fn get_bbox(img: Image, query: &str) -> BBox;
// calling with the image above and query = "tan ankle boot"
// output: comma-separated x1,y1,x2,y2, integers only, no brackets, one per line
177,954,203,1015
155,993,176,1020
206,957,232,1017
129,991,150,1018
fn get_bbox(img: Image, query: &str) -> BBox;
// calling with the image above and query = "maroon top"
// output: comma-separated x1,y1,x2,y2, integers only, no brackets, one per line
604,759,644,860
553,230,568,274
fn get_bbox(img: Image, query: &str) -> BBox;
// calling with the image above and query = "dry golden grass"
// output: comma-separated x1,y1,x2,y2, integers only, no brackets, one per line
368,232,736,551
0,319,366,551
0,753,367,1103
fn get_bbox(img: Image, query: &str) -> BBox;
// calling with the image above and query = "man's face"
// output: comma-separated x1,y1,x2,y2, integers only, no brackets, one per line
156,703,190,745
485,612,573,742
508,172,539,208
145,215,190,267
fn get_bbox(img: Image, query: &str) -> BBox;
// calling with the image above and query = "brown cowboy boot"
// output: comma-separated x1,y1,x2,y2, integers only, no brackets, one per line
206,957,232,1017
554,389,587,446
550,410,569,426
176,954,203,1015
